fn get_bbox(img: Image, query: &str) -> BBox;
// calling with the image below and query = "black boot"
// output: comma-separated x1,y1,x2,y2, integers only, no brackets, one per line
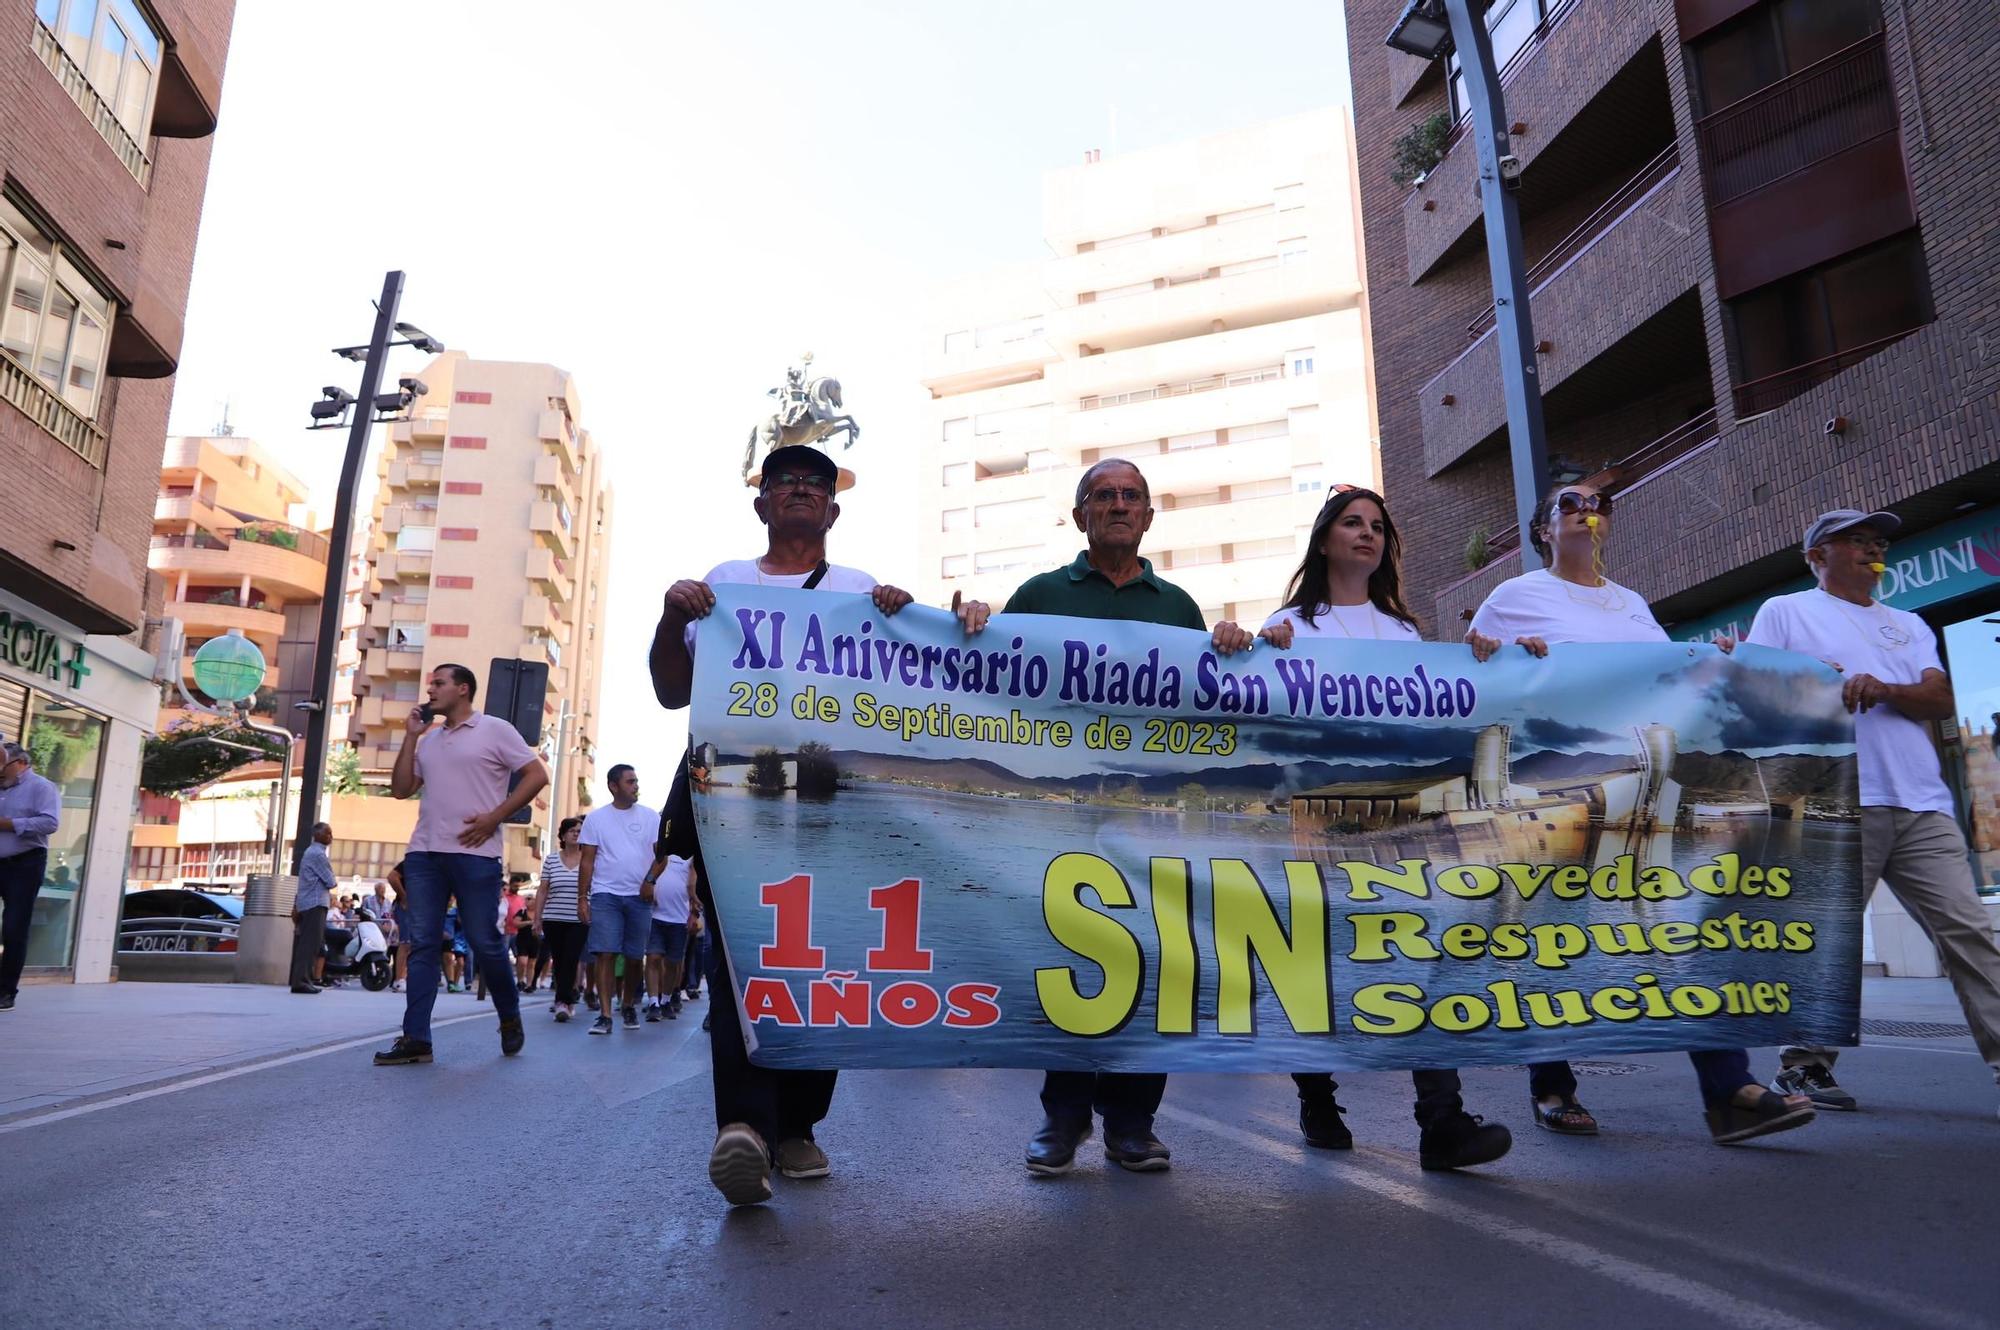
1300,1094,1353,1150
1025,1116,1092,1176
1419,1112,1512,1171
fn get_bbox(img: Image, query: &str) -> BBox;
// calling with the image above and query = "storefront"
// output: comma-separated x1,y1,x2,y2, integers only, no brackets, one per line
0,586,157,985
1670,504,2000,971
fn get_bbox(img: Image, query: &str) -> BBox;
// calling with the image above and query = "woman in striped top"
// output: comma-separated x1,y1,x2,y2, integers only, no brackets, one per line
529,816,587,1022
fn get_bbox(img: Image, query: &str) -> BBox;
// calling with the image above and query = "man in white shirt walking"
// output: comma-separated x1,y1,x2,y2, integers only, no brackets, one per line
1745,508,2000,1116
579,763,659,1035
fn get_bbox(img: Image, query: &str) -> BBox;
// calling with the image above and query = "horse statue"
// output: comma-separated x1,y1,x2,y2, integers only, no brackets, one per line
742,353,861,487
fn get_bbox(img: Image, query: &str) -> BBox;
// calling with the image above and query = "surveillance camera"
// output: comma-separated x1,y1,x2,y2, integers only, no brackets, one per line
1824,415,1848,436
320,386,356,404
1497,154,1523,190
399,378,429,398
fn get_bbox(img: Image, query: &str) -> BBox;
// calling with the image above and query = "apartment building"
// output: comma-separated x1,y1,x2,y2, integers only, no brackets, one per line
349,352,613,871
148,434,318,722
0,0,233,984
920,107,1377,627
1344,0,2000,960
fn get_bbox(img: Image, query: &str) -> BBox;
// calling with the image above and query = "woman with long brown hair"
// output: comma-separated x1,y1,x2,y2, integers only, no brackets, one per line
1243,486,1512,1171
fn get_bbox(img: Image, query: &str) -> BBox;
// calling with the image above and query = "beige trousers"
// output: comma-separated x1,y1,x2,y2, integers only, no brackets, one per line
1784,808,2000,1080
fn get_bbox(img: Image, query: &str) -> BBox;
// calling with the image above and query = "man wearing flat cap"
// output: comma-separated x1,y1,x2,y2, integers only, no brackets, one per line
1745,509,2000,1118
648,443,989,1205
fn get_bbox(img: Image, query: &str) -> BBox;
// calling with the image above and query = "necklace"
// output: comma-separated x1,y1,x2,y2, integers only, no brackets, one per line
1825,591,1911,650
1556,572,1626,613
1321,602,1380,639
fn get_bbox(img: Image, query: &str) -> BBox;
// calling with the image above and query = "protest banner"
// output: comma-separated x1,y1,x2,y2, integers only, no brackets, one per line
689,585,1863,1072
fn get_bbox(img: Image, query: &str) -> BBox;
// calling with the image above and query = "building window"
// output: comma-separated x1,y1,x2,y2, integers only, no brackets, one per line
941,462,970,487
395,525,437,553
1232,536,1295,562
1446,0,1557,125
941,554,969,579
1233,476,1292,500
35,0,161,154
1294,464,1326,493
941,508,968,532
1288,348,1316,376
974,546,1039,576
1278,240,1309,267
1726,229,1932,416
1226,419,1289,445
1689,0,1881,116
0,195,115,420
1273,183,1306,213
943,330,971,355
942,417,970,444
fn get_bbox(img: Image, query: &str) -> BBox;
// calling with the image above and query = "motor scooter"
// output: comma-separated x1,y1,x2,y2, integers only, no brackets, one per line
322,908,393,991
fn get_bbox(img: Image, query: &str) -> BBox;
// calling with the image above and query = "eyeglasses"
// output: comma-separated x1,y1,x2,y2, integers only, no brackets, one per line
762,471,832,494
1554,491,1613,517
1086,486,1147,505
1834,530,1890,552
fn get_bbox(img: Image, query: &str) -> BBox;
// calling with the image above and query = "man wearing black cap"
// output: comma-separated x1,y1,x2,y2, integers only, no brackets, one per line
649,443,989,1205
1744,509,2000,1117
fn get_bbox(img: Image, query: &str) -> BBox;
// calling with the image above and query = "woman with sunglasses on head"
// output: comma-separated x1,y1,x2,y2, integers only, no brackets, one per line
1465,480,1816,1146
1238,486,1513,1171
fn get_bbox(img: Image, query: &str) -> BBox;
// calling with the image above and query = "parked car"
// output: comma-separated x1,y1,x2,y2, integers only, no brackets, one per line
119,889,243,953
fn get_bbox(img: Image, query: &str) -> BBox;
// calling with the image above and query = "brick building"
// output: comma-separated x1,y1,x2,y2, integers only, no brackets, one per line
1343,0,2000,964
1,0,233,983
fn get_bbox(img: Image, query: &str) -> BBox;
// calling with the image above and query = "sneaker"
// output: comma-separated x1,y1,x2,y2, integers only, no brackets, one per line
447,982,461,994
1419,1113,1513,1171
0,993,15,1011
645,1002,662,1023
666,997,680,1019
709,1123,773,1205
499,1017,525,1056
622,1006,640,1030
1773,1063,1856,1112
553,1003,572,1023
1299,1095,1353,1150
373,1036,434,1066
589,1015,614,1036
775,1136,831,1179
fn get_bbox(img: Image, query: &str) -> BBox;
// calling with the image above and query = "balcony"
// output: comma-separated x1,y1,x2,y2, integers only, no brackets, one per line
152,492,229,533
1696,32,1911,298
387,460,442,489
1400,0,1656,283
380,550,433,582
539,409,580,475
532,455,577,500
1146,492,1302,554
149,524,330,599
1047,258,1355,358
1732,327,1925,420
1058,372,1304,459
522,596,557,632
169,596,285,645
30,20,150,186
368,645,426,675
1420,150,1695,477
531,502,575,558
367,598,427,630
526,548,573,603
1,352,107,467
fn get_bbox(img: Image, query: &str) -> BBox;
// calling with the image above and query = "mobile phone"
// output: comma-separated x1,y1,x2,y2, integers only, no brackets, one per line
418,704,438,725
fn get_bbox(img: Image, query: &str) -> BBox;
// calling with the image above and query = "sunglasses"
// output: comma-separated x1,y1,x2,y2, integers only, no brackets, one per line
1554,491,1613,517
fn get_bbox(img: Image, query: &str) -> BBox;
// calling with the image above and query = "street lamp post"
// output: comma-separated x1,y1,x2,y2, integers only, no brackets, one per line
289,271,444,871
1387,0,1552,570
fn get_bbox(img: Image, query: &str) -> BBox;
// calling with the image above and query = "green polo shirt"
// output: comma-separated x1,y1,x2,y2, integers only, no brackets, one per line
1002,551,1206,630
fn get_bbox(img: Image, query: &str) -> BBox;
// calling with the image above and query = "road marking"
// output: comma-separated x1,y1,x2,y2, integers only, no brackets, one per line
0,1000,546,1135
1161,1105,1831,1330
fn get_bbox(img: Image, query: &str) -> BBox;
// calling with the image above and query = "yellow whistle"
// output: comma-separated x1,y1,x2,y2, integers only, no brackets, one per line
1868,562,1886,574
1585,515,1599,529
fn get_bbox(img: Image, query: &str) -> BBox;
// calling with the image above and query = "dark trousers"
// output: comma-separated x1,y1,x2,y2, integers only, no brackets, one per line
683,926,710,995
289,906,327,987
1292,1069,1465,1129
1040,1071,1165,1136
543,920,587,1004
1534,1052,1752,1109
0,848,47,997
697,859,837,1147
400,851,518,1041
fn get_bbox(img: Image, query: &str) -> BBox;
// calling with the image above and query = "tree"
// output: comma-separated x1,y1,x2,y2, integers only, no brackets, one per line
141,722,289,796
795,741,839,796
325,742,363,796
1177,782,1209,812
747,747,786,792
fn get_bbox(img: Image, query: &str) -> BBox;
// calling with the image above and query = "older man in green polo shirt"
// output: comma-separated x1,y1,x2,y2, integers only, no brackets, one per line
1004,456,1253,1177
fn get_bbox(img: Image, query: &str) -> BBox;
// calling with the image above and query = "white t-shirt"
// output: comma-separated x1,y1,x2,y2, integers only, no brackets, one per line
683,559,878,654
1469,569,1666,646
1263,602,1422,643
1745,589,1951,813
580,801,660,896
650,855,693,925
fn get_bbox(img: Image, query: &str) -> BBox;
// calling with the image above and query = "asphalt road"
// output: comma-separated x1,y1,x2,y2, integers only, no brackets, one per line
3,991,1997,1329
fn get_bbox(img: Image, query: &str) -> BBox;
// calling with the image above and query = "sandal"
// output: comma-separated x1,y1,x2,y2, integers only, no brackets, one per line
1531,1096,1600,1135
1707,1088,1815,1145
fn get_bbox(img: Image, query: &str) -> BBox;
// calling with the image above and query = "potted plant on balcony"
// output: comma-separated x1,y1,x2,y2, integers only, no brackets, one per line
1391,111,1453,189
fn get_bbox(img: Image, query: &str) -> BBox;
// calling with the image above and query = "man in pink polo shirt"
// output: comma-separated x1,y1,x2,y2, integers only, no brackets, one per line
375,663,550,1066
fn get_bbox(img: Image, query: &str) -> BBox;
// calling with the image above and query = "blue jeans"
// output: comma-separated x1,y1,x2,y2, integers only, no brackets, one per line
586,892,650,959
400,851,518,1041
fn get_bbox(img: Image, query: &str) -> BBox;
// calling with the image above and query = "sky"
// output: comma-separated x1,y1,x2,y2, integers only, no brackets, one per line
165,0,1356,799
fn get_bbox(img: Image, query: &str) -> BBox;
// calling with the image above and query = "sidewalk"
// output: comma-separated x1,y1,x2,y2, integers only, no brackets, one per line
0,977,1974,1124
0,980,548,1121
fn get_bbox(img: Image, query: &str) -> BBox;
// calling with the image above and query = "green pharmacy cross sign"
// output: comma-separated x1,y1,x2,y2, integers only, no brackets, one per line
0,610,89,689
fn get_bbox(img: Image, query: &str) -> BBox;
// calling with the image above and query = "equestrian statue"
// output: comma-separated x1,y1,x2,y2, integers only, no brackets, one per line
742,352,860,490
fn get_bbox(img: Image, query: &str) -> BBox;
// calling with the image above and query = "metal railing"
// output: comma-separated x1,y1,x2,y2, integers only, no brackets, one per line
151,531,230,552
0,351,108,466
1079,365,1284,411
30,21,151,186
232,520,330,563
1695,31,1896,208
1469,145,1680,337
1732,327,1923,418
